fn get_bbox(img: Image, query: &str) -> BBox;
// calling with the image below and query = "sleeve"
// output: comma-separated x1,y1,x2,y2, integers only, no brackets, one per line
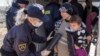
6,7,17,19
44,19,54,36
32,33,47,43
92,6,99,16
85,30,91,36
54,20,62,32
13,34,36,56
6,7,17,29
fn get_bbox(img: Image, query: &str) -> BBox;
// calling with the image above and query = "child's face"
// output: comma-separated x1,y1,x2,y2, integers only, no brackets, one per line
70,22,81,31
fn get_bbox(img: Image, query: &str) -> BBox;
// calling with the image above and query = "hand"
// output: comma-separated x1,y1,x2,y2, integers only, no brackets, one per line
41,50,51,56
86,36,92,44
74,44,80,49
87,36,92,41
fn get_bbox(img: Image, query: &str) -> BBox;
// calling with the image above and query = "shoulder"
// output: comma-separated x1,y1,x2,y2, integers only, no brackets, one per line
55,20,63,25
9,24,26,35
81,22,86,28
4,25,22,40
55,20,63,27
7,6,19,14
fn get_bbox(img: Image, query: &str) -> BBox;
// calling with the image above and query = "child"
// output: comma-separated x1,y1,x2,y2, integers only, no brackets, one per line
65,15,92,56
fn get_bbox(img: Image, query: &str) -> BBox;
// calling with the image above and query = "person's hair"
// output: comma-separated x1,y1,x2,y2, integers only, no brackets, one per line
15,8,27,25
85,0,92,4
69,15,82,25
51,0,59,3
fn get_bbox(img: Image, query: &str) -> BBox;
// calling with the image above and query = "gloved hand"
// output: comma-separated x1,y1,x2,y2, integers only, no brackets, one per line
41,49,51,56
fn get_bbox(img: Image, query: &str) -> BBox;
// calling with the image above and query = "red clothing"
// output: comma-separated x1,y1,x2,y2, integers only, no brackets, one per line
86,12,97,33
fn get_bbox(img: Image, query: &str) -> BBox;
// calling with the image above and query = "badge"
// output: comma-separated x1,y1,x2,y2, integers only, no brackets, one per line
18,43,26,51
44,10,50,14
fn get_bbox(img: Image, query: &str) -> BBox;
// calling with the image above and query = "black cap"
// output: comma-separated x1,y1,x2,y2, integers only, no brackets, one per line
59,2,73,15
16,0,29,5
27,5,49,22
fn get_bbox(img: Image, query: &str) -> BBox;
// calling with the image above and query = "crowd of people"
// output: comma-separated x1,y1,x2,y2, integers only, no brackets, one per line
0,0,99,56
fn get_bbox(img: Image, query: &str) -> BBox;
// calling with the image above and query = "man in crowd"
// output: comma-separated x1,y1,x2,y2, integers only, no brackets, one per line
6,0,29,31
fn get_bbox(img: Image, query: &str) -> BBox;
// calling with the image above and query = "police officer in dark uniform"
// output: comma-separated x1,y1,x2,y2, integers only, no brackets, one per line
44,0,61,35
6,0,29,31
1,5,48,56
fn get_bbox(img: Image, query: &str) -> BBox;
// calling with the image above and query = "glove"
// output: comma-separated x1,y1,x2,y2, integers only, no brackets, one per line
41,49,51,56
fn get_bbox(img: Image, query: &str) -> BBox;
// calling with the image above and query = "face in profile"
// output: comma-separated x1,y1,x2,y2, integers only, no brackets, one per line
60,12,71,20
70,22,81,31
28,17,43,27
18,3,27,8
59,7,71,20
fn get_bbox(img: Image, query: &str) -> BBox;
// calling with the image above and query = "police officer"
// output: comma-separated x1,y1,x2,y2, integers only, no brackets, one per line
6,0,29,31
1,5,49,56
44,0,61,35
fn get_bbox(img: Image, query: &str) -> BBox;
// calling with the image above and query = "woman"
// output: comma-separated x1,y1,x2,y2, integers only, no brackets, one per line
54,2,86,56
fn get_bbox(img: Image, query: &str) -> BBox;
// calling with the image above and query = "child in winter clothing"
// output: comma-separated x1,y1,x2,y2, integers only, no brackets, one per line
66,15,92,56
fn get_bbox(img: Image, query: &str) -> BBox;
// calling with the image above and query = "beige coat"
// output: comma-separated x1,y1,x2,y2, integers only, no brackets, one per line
55,19,70,56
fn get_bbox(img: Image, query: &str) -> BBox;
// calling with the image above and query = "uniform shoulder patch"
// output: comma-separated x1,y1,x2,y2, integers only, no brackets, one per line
18,43,26,51
44,10,50,14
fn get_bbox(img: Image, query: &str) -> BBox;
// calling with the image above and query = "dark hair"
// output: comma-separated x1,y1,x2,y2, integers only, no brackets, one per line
16,0,29,5
24,10,27,14
60,2,73,15
69,15,82,25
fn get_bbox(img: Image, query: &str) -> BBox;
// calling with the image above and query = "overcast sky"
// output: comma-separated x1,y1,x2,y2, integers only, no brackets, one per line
0,0,13,6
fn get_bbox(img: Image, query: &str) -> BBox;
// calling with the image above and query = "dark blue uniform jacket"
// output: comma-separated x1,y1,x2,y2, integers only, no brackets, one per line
6,3,20,30
2,21,47,56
